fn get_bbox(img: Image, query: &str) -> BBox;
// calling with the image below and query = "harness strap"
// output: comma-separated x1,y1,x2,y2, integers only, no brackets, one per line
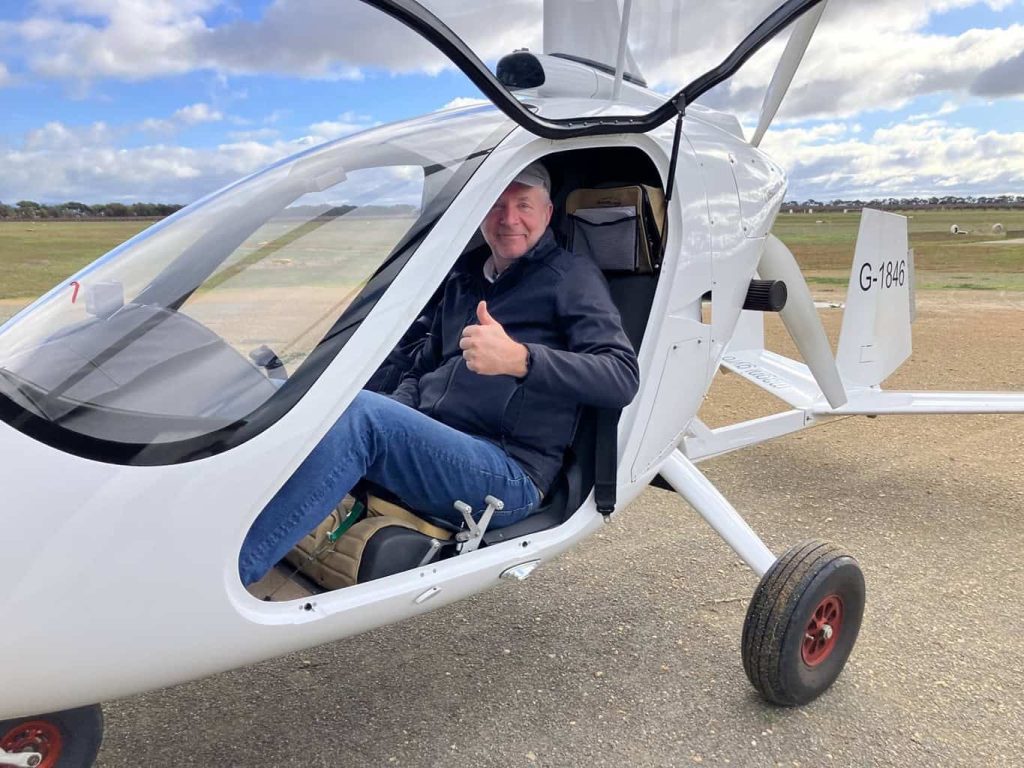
594,408,621,515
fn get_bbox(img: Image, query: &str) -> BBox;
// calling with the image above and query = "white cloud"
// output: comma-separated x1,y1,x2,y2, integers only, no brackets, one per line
17,1,218,82
439,97,488,111
138,102,224,135
6,0,539,84
907,101,961,122
306,111,378,142
227,128,281,142
4,0,1024,206
173,102,223,125
23,120,113,151
9,0,1023,128
0,134,305,204
0,105,381,204
761,119,1024,199
698,3,1024,123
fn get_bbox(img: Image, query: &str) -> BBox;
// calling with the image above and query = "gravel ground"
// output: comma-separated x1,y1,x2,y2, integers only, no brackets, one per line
5,291,1023,767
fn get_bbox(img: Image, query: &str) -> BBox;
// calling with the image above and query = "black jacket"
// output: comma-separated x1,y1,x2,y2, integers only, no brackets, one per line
391,229,640,494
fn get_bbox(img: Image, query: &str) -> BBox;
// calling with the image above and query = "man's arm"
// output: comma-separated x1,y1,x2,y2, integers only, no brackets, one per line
523,263,639,409
389,302,444,408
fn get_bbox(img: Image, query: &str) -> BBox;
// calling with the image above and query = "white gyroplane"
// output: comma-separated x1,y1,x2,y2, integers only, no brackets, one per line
2,1,1022,765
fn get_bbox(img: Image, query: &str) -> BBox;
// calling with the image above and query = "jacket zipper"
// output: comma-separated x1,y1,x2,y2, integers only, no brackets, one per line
430,283,486,418
428,356,462,418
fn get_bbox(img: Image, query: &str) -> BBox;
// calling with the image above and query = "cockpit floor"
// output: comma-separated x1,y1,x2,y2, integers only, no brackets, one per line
247,563,322,601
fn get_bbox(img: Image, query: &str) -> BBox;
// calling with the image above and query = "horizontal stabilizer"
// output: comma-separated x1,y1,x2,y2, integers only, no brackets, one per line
721,349,824,410
812,390,1024,415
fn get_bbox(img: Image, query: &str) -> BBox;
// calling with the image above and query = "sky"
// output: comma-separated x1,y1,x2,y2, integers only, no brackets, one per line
1,0,1023,204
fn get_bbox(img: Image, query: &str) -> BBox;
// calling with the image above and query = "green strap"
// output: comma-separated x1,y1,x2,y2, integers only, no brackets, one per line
328,500,365,542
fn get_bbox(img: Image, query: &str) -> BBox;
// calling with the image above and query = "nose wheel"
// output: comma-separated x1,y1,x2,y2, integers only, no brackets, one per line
742,540,865,706
0,705,103,768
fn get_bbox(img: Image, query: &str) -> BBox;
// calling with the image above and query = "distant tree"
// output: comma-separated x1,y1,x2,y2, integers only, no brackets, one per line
98,202,130,217
16,200,43,219
62,201,93,217
130,202,157,217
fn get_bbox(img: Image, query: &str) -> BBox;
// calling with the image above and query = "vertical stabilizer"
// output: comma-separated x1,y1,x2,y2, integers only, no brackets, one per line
837,209,913,388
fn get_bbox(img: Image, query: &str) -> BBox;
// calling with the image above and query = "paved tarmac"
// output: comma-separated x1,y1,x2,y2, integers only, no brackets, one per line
94,409,1022,767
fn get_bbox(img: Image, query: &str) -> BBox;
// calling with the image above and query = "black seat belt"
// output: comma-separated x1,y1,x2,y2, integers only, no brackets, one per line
594,408,621,515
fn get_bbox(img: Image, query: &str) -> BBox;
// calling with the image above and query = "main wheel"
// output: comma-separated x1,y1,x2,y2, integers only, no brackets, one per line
742,540,865,706
0,705,103,768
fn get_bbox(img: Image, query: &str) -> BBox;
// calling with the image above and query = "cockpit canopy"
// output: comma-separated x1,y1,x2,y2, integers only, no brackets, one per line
0,107,513,463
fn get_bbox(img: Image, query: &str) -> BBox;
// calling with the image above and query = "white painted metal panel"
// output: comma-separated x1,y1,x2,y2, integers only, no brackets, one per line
837,209,913,388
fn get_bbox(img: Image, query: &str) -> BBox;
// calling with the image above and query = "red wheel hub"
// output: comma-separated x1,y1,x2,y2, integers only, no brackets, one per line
802,594,844,666
1,719,64,768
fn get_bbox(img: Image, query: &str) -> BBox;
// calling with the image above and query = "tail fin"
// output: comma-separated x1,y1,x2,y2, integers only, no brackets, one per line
836,209,914,388
703,207,1022,462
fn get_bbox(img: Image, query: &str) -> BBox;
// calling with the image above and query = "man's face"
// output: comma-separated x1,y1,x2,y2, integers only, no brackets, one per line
481,182,553,263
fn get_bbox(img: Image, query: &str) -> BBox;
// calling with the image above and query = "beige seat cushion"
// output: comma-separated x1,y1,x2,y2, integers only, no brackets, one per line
365,495,455,541
283,495,454,591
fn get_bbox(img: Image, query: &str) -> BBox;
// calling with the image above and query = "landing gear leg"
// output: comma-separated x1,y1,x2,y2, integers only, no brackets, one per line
659,451,865,705
0,705,103,768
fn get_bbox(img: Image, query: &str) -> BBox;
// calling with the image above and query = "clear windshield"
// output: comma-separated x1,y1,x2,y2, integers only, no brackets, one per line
0,106,512,459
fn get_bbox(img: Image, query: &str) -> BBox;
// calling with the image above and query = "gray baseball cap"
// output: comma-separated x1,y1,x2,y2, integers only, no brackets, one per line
513,161,550,192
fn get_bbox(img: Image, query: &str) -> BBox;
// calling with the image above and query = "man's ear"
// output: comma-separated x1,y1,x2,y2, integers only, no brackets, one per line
543,201,553,226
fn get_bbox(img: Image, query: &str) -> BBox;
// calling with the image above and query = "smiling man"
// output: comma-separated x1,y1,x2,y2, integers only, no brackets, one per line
239,162,640,587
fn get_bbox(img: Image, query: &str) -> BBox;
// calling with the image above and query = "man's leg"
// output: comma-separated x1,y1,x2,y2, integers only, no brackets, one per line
238,390,540,585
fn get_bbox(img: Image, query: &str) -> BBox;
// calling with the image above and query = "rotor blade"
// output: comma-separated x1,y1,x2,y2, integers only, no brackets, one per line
543,0,641,80
758,235,848,408
751,0,828,147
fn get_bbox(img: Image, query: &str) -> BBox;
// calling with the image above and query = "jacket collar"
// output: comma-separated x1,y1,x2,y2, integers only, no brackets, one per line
520,227,559,263
456,228,559,283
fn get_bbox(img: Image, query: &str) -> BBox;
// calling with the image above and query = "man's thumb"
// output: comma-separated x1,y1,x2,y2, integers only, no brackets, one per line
477,301,497,325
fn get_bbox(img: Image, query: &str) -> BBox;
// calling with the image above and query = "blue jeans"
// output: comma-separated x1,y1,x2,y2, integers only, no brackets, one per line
239,390,541,585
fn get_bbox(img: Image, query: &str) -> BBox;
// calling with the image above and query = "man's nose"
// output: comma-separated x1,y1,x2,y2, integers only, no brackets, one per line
497,202,518,225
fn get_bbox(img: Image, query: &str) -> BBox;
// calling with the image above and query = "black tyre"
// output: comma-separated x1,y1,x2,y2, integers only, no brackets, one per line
742,539,865,706
0,705,103,768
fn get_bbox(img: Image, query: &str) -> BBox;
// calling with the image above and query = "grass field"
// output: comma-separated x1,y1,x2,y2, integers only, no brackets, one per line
0,219,152,300
773,208,1024,291
1,209,1022,303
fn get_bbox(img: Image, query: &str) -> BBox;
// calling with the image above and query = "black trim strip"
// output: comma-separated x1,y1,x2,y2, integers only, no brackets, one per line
548,53,647,88
362,0,827,138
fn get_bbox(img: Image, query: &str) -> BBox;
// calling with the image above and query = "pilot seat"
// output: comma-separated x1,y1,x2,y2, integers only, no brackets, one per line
281,148,666,594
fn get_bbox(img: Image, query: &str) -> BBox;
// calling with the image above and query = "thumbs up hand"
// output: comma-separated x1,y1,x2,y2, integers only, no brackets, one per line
476,301,497,326
460,301,529,376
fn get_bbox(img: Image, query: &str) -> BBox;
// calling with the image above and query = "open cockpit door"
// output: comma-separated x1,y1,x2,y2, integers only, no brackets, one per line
369,0,827,138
